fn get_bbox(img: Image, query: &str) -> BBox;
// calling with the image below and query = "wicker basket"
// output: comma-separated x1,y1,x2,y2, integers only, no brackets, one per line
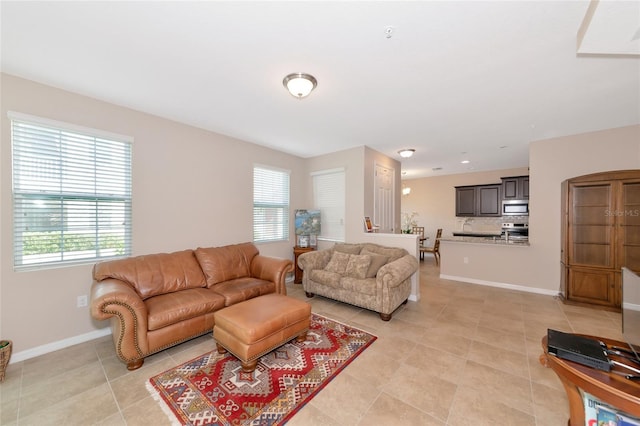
0,340,12,382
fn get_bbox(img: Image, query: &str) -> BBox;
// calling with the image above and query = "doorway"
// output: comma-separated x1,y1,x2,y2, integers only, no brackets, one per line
374,164,395,233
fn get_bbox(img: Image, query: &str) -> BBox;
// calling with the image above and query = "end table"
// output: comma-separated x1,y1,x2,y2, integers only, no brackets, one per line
293,246,315,284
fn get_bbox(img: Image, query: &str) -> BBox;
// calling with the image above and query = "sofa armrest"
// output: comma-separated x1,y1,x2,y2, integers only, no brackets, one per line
250,255,294,294
297,249,333,271
376,254,419,288
90,278,149,361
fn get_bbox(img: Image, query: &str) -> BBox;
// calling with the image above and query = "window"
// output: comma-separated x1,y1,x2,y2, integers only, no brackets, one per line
253,165,290,243
312,168,345,241
10,112,132,269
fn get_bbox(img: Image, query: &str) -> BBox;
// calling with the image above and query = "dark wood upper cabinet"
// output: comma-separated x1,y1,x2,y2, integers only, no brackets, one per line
477,184,501,216
502,176,529,200
455,184,501,217
455,186,476,216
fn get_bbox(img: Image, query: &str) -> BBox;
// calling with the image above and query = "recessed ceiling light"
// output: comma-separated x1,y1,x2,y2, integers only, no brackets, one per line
461,160,470,164
432,167,443,171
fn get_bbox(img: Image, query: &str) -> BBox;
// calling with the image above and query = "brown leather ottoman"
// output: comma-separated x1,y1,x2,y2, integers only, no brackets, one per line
213,293,311,373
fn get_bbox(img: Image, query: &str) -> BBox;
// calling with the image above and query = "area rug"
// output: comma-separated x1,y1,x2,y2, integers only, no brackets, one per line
147,313,376,426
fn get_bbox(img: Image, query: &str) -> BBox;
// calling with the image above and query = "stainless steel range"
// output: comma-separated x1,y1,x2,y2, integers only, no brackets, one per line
501,222,529,241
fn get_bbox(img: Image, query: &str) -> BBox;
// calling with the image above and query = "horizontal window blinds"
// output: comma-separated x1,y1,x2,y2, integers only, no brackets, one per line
253,166,290,243
11,115,132,268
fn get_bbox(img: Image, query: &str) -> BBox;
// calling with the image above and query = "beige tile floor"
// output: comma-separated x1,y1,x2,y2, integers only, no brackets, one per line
0,259,624,425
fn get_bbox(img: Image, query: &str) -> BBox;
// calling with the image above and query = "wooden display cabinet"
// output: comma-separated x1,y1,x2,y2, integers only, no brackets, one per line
561,170,640,309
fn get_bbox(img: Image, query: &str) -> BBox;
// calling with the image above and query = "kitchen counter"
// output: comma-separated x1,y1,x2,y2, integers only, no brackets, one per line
452,232,502,238
441,236,530,246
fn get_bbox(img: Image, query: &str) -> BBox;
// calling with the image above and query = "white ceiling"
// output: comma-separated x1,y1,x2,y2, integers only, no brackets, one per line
1,1,639,178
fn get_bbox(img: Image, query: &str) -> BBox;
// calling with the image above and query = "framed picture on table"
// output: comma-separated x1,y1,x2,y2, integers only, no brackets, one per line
298,235,309,248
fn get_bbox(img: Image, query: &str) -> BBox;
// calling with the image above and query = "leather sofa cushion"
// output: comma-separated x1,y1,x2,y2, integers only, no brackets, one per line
145,288,226,331
211,277,276,306
195,242,259,286
93,250,206,300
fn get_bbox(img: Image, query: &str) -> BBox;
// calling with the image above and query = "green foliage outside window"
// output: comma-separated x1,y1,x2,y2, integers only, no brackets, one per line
22,232,125,256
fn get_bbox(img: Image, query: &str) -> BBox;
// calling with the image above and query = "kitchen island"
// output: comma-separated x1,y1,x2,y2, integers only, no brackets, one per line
441,236,529,246
439,236,556,296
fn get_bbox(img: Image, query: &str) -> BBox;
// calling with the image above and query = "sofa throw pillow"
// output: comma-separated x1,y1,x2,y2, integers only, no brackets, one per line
324,251,350,274
345,254,371,279
361,249,389,278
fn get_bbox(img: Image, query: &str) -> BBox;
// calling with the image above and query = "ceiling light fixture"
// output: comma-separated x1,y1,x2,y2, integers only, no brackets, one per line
283,73,317,99
398,149,415,158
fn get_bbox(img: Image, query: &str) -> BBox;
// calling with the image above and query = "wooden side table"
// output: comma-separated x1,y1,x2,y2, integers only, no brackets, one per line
539,334,640,425
293,246,315,284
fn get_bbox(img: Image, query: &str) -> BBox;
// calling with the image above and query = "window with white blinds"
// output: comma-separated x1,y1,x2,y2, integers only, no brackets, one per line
253,165,290,243
312,168,345,241
10,112,132,269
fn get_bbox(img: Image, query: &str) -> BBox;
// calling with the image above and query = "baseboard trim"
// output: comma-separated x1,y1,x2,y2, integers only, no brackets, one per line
10,276,556,364
10,328,112,364
439,274,559,297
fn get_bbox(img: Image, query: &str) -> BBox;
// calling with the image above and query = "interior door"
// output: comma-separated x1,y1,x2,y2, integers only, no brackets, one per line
374,164,394,233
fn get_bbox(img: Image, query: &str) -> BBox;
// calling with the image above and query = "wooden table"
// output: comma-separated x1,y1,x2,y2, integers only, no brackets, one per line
293,246,315,284
539,334,640,425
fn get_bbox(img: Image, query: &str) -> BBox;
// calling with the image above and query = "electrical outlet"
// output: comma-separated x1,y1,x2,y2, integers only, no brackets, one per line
463,257,469,264
77,295,88,308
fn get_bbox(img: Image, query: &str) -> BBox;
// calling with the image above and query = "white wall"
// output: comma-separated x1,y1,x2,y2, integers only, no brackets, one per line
529,125,640,292
0,74,306,355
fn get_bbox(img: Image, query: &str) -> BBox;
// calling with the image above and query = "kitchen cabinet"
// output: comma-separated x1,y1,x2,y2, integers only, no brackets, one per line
502,176,529,200
561,170,640,309
455,186,476,216
455,184,501,217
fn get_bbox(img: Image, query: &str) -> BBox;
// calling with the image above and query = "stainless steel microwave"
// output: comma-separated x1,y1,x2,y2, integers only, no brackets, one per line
502,199,529,216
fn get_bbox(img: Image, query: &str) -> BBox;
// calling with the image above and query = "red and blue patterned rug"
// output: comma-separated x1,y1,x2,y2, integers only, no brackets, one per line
147,313,377,425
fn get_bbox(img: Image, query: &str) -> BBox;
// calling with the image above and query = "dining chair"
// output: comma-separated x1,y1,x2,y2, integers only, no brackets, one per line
420,228,442,265
412,226,426,260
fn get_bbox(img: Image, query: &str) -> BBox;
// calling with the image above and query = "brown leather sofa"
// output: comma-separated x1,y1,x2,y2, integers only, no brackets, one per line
90,242,293,370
